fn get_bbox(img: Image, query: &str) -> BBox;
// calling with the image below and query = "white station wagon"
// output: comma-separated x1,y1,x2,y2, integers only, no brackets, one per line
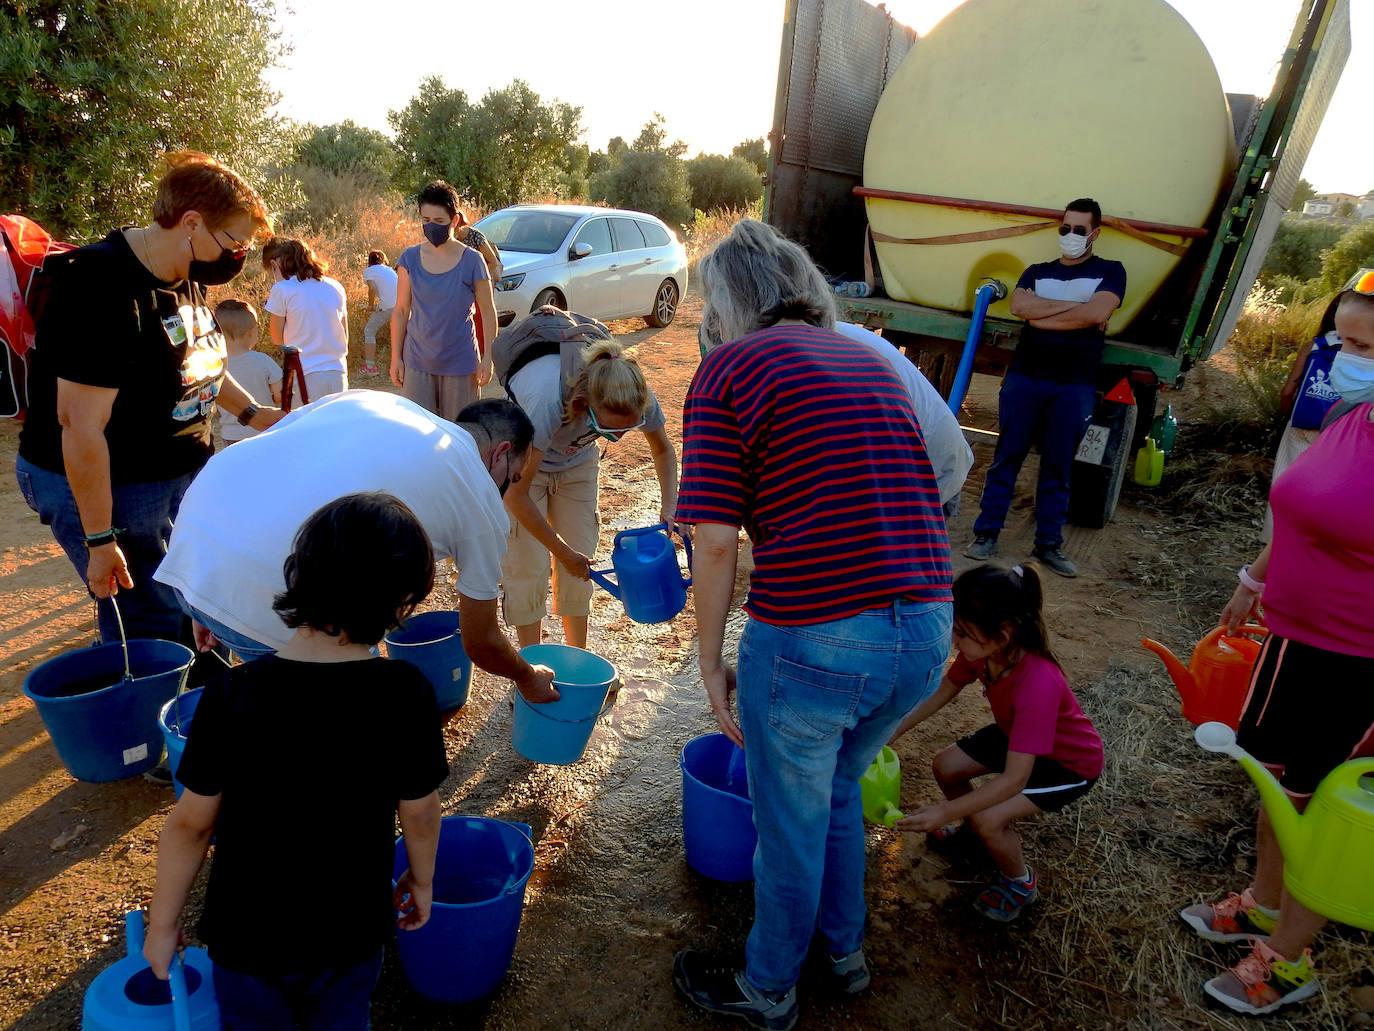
475,204,688,330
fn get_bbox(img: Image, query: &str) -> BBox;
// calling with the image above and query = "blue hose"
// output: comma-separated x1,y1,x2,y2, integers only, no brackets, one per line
947,278,1008,414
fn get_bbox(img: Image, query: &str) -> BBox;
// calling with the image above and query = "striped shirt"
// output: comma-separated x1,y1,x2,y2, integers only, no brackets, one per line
676,324,953,625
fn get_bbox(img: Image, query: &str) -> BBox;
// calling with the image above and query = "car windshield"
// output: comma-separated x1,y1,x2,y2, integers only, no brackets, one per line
474,210,581,254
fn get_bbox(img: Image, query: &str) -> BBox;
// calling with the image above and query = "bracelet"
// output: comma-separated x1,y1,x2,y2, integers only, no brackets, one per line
1237,564,1264,594
237,403,260,427
83,527,122,548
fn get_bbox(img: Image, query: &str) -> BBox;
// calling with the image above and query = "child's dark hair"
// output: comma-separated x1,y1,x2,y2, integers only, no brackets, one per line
262,236,327,281
367,249,388,267
953,563,1061,669
273,493,434,646
417,180,460,218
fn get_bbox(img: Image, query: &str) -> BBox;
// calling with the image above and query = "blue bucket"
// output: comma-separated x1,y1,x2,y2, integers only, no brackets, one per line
383,611,471,711
393,816,535,1004
511,644,616,765
158,689,205,800
83,911,219,1031
24,640,195,783
681,733,757,882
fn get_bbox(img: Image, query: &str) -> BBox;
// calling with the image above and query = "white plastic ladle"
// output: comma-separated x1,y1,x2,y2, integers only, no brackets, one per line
1194,721,1246,759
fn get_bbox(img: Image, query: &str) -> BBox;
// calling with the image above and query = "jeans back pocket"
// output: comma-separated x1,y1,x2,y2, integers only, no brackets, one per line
767,656,866,742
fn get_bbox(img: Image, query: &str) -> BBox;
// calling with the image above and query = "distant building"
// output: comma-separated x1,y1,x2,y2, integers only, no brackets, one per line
1358,191,1374,221
1303,198,1335,218
1303,192,1360,218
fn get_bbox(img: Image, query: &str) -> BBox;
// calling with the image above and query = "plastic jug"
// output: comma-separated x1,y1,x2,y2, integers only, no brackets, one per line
1140,624,1267,729
1151,405,1179,455
589,523,692,624
1133,436,1164,486
860,747,904,827
1195,722,1374,930
82,911,219,1031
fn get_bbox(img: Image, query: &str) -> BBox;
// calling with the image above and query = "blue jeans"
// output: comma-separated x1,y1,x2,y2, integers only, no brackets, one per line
175,592,276,660
15,456,195,643
736,599,953,992
972,370,1096,550
213,950,384,1031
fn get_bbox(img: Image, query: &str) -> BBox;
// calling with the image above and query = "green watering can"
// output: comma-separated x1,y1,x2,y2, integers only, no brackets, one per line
1195,722,1374,930
860,747,904,828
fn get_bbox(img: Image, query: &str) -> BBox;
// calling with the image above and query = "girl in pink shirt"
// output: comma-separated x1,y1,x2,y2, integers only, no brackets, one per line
891,563,1102,923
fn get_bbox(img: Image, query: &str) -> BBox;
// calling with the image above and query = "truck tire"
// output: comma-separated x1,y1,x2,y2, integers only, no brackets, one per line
1068,401,1137,529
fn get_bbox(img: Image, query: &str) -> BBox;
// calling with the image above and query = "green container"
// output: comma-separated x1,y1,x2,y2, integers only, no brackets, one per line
1150,405,1178,455
859,746,903,827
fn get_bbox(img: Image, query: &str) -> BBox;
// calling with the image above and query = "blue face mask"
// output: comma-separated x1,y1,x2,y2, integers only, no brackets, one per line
422,221,450,247
1329,349,1374,404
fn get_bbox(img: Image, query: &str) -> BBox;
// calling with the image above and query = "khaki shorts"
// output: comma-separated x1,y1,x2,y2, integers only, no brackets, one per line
402,366,478,422
502,457,600,626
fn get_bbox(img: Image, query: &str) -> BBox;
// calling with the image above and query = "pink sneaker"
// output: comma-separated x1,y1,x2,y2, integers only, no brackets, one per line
1179,887,1278,943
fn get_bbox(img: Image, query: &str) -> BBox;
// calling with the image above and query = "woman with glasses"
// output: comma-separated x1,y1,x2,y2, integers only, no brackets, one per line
672,219,953,1031
16,150,278,649
1179,270,1374,1018
500,333,677,650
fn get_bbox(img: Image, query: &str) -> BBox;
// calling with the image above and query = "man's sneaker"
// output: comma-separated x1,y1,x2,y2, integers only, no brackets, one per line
825,946,870,995
1202,938,1318,1016
974,867,1039,922
673,949,798,1031
964,535,999,560
1179,887,1278,943
141,762,175,787
1032,546,1077,578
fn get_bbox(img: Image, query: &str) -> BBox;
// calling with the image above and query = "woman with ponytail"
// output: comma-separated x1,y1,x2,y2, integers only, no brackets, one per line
501,336,677,650
890,562,1103,923
263,237,349,401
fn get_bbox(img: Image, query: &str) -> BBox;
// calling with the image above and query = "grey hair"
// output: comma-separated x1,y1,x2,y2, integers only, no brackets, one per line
698,219,836,345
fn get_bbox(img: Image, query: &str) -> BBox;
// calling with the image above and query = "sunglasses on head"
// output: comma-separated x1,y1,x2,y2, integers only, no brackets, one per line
1058,224,1090,237
1342,268,1374,295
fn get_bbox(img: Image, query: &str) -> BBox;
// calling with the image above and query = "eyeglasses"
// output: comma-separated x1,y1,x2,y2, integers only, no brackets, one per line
212,227,250,259
588,407,645,440
1342,268,1374,295
1058,224,1090,237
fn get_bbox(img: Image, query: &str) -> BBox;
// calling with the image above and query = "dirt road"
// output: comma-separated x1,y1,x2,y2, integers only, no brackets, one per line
1,297,1364,1030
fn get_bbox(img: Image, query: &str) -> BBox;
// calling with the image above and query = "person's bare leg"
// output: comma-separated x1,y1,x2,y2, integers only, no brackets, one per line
966,794,1041,879
1252,800,1291,909
516,622,542,649
931,744,990,801
561,615,588,650
1268,893,1326,960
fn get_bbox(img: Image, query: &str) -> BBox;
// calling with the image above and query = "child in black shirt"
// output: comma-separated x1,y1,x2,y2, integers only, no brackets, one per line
144,492,448,1030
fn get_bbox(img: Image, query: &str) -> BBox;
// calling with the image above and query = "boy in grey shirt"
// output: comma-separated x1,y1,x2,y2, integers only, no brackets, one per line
215,299,282,444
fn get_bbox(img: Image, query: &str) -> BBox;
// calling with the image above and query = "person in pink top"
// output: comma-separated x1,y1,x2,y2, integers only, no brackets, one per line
1178,271,1374,1018
890,563,1103,923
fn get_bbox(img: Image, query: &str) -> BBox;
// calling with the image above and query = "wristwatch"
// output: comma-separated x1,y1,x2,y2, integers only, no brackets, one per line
237,404,260,427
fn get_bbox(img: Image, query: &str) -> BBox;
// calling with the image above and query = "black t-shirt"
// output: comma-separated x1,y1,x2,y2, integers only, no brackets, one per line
176,656,449,975
17,229,227,482
1011,255,1127,383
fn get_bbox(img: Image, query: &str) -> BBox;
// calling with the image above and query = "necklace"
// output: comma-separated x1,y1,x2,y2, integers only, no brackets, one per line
135,227,165,282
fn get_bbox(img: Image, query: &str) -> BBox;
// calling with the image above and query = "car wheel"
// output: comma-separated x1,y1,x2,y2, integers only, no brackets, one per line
645,280,679,328
532,288,564,312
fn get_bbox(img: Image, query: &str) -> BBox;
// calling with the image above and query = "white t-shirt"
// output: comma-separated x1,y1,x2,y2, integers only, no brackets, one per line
218,350,282,443
363,264,398,310
831,322,973,505
155,390,509,651
264,276,349,375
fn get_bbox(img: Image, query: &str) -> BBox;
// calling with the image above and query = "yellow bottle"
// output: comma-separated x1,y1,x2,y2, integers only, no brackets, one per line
1134,436,1164,486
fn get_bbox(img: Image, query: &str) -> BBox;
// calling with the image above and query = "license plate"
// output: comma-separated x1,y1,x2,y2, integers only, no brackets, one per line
1075,424,1110,465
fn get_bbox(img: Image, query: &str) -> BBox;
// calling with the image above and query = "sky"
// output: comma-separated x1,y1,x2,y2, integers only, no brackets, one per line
265,0,1370,194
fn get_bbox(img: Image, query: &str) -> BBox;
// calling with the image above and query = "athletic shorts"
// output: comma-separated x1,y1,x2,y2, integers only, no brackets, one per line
956,724,1098,813
1236,632,1374,797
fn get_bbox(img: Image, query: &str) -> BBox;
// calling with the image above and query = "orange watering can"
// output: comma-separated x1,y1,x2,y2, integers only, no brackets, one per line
1140,624,1267,729
1196,722,1374,931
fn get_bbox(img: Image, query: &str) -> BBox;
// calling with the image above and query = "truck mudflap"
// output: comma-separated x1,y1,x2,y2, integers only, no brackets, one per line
1068,377,1141,529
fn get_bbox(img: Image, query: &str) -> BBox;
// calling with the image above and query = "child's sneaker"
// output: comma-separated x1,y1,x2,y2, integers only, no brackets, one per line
1179,887,1278,942
673,949,798,1031
974,866,1038,922
824,946,870,994
1202,938,1318,1016
359,361,379,376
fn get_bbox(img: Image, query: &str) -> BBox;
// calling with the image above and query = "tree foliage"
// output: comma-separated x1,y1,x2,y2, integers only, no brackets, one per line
388,77,582,209
1313,219,1374,294
0,0,287,241
731,137,769,175
589,115,692,227
1291,177,1317,209
686,154,762,213
294,120,396,188
1259,219,1343,283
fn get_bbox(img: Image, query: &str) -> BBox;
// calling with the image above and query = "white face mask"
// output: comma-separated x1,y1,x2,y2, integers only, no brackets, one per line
1059,232,1090,259
1328,349,1374,403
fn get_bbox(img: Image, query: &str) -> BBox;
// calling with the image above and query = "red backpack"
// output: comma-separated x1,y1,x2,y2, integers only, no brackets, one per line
0,215,74,419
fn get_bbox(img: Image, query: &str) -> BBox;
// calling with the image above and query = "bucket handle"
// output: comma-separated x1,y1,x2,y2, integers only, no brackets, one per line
518,691,617,724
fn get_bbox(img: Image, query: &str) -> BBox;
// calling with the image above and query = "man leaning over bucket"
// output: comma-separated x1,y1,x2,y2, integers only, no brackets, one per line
965,197,1126,578
153,391,558,703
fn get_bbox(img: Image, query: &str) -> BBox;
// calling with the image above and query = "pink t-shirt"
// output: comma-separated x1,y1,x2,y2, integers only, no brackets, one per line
1265,403,1374,659
948,652,1104,778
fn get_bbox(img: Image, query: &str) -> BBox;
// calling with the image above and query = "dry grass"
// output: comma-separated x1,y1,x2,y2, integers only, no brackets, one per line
685,201,758,277
1005,663,1372,1030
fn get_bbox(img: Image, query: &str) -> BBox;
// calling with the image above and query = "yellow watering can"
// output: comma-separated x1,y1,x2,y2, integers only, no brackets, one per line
860,747,904,828
1195,722,1374,930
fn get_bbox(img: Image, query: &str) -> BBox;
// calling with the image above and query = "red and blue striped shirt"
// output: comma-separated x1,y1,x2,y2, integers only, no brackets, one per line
676,324,953,625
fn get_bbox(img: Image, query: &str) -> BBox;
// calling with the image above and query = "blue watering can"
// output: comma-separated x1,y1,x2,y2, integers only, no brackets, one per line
589,523,692,623
83,911,220,1031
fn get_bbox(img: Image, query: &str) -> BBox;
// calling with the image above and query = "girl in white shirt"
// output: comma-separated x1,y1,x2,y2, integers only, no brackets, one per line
263,237,349,402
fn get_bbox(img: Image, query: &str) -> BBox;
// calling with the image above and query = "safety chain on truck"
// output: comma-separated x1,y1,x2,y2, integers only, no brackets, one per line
800,0,825,212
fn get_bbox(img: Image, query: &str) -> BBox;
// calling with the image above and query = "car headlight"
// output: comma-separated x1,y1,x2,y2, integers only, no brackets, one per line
495,273,525,292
